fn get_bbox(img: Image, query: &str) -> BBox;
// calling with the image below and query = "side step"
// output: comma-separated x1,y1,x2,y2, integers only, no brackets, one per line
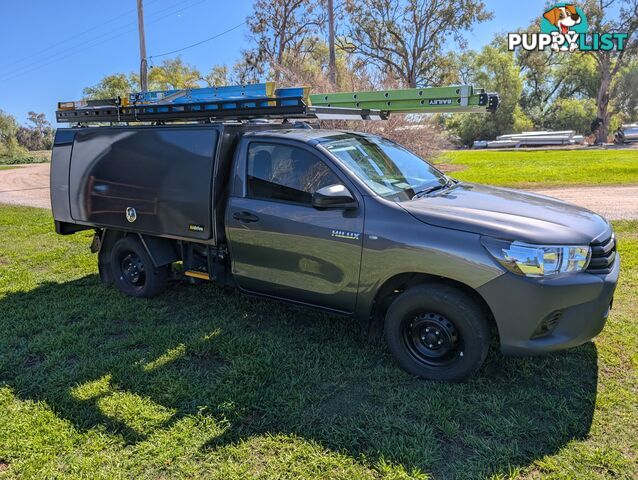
184,270,210,281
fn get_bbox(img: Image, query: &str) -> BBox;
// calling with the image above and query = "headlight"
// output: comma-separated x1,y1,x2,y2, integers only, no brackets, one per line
482,237,591,277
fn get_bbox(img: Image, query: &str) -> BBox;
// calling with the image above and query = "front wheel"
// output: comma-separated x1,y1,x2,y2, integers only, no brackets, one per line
109,236,168,298
384,284,490,382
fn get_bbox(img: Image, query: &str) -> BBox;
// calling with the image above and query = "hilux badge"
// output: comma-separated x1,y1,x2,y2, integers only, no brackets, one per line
125,207,137,223
331,229,360,240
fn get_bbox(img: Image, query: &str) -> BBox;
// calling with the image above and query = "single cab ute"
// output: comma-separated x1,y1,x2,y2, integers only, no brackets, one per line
51,122,619,381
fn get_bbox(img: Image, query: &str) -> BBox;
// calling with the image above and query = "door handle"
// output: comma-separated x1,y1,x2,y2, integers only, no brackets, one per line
233,211,259,223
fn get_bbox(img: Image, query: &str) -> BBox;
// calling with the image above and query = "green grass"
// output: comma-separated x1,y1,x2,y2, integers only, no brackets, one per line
0,150,50,165
0,205,636,479
434,149,638,188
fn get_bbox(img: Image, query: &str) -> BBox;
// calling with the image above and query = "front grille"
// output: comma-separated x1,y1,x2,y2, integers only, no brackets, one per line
587,233,616,274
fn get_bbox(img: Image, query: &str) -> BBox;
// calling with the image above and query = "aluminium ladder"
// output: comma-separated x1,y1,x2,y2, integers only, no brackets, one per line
56,82,499,124
309,85,499,114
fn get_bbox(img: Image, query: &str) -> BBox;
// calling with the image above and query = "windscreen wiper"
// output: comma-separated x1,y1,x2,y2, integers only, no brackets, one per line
412,177,456,199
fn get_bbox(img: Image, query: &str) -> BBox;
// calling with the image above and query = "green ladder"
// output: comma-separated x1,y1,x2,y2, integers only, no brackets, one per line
310,85,499,114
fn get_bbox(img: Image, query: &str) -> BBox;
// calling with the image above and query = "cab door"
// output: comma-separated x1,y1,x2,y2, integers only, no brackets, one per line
225,139,364,313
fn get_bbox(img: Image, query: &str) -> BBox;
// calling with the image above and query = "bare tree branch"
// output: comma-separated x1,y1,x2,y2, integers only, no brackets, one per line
246,0,324,81
343,0,492,87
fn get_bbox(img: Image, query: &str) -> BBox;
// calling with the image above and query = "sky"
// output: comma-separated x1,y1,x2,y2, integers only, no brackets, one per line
0,0,550,125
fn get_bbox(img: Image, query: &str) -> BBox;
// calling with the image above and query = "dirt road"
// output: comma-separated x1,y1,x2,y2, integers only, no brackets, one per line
0,164,51,209
0,163,637,220
532,185,638,221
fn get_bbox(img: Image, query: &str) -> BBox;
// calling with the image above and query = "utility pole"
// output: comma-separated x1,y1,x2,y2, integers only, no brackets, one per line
327,0,336,86
137,0,148,92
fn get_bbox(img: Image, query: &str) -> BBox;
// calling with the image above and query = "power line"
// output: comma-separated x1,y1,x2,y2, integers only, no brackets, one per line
0,0,209,84
1,0,206,80
0,0,161,74
0,0,203,81
149,21,246,59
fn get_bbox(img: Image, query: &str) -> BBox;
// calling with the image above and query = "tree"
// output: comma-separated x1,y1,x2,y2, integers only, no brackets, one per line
446,42,532,145
582,0,638,143
148,57,201,90
341,0,492,87
83,73,137,100
201,65,229,87
83,58,200,100
450,51,477,85
612,61,638,123
16,112,55,151
0,110,26,158
232,50,265,84
270,38,369,89
247,0,325,81
544,98,597,135
518,45,599,127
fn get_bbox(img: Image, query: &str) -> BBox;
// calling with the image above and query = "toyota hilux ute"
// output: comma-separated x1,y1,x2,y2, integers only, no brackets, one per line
50,122,619,382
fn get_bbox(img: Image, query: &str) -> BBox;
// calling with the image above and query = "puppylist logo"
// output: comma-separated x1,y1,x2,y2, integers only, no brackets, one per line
508,3,629,53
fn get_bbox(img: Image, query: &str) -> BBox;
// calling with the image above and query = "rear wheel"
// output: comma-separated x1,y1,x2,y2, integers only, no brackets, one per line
109,236,168,298
384,284,490,381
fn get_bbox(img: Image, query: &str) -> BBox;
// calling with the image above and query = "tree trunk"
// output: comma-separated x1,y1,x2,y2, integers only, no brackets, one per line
274,38,285,82
406,71,417,88
274,9,289,83
595,56,612,144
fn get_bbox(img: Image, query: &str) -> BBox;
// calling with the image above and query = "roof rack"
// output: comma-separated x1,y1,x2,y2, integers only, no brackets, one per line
56,96,386,124
56,82,498,124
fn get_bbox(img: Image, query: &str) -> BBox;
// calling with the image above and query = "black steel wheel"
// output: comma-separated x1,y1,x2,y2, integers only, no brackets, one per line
109,236,168,298
402,312,460,367
384,284,490,381
119,252,147,290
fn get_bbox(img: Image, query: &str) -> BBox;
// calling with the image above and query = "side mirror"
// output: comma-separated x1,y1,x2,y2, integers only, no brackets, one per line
312,184,357,210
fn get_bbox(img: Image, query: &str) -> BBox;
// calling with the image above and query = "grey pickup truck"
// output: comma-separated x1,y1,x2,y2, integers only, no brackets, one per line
50,123,619,381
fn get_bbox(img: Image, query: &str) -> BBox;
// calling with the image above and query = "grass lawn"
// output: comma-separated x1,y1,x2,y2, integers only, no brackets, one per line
434,149,638,188
0,205,636,479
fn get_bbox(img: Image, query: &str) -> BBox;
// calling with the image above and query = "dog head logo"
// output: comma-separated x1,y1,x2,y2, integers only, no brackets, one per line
509,3,628,53
540,3,588,37
543,4,582,35
539,2,589,51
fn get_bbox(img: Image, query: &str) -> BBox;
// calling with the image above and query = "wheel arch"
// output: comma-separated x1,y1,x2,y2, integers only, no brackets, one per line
97,230,178,283
367,272,498,341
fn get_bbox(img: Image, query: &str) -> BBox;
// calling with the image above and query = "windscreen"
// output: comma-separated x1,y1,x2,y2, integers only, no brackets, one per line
322,134,446,201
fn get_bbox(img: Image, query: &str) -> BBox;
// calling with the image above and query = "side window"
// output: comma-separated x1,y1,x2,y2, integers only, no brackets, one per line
247,143,341,205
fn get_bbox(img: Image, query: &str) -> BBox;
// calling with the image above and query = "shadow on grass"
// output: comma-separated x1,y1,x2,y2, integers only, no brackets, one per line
0,275,598,478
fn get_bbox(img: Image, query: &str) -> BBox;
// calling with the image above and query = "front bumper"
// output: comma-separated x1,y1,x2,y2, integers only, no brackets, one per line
477,254,620,355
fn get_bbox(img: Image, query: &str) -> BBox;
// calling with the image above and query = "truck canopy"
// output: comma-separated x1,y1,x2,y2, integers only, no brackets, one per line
51,123,285,244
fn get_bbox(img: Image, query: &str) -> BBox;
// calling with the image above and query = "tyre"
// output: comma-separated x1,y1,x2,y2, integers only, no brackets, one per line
109,236,168,298
384,284,490,382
